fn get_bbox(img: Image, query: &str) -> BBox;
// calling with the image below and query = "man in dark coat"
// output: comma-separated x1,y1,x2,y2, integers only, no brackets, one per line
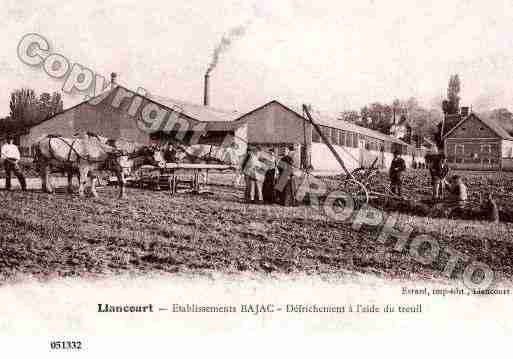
277,145,296,206
262,148,277,204
389,149,406,196
429,154,449,201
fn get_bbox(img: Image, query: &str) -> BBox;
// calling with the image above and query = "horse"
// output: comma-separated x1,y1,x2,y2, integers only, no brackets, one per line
32,134,165,199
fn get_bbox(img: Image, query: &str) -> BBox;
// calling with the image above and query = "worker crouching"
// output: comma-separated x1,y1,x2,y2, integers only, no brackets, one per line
445,175,468,217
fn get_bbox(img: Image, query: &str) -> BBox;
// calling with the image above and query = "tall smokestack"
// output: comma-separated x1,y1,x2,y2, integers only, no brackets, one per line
203,73,210,106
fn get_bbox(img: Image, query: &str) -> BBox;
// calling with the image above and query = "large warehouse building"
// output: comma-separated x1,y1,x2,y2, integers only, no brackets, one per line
20,74,247,156
20,74,424,173
234,100,418,173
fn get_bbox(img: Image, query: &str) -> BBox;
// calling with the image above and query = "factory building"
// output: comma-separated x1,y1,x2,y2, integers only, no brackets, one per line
19,73,422,173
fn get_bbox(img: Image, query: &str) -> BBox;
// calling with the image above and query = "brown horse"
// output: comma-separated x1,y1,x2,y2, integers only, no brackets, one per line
32,134,165,198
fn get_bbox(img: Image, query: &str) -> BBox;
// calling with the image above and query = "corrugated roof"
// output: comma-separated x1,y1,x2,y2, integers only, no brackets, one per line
146,94,240,123
313,111,408,145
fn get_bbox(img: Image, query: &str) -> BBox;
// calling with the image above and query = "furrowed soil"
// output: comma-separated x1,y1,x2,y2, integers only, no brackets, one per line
0,169,512,285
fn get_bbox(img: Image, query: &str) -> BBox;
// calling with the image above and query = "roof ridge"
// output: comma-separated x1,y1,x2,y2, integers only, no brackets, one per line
147,94,239,115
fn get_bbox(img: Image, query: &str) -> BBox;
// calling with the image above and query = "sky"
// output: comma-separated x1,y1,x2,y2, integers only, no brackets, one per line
1,0,513,118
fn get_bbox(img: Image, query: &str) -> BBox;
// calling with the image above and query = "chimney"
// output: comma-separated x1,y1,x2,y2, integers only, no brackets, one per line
460,106,469,117
110,72,118,87
203,73,210,106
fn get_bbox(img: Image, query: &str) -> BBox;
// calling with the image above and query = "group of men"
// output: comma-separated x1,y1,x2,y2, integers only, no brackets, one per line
389,150,468,207
0,138,26,191
241,145,296,206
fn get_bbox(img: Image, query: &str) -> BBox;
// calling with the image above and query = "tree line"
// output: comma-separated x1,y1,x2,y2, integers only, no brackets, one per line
340,74,513,150
339,97,441,146
0,88,63,134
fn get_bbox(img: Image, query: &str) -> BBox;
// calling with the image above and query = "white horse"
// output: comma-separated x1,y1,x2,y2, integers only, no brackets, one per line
32,134,165,198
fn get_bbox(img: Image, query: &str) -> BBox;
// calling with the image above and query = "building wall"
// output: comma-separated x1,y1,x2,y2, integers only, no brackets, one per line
447,115,497,138
19,88,184,155
242,102,311,145
445,138,501,170
20,111,75,150
239,102,419,173
311,143,360,173
443,115,503,170
501,139,513,159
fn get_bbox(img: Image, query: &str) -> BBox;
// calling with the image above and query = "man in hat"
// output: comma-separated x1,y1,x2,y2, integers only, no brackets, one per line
1,137,27,191
242,145,263,204
389,149,406,196
262,148,277,204
277,145,297,206
430,154,449,201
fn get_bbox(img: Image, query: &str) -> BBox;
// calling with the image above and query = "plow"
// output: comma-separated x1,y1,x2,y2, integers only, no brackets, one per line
122,104,409,208
302,104,407,209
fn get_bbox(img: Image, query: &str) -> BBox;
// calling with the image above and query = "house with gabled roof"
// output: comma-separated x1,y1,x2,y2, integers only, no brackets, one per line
443,112,513,170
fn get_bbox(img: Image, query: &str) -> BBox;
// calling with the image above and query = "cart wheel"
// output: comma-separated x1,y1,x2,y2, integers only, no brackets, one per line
340,179,369,209
369,183,392,209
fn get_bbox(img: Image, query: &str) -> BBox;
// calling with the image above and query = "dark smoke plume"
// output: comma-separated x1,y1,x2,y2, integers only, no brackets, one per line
206,22,250,75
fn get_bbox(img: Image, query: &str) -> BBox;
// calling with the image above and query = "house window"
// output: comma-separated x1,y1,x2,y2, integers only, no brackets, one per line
455,144,464,155
480,144,492,153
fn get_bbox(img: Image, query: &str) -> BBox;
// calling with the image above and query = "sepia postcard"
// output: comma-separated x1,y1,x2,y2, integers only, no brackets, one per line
0,0,511,356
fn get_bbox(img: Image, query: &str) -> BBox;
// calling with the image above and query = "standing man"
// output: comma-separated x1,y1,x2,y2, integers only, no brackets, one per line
389,149,406,196
1,137,27,191
224,142,243,188
430,154,449,201
262,148,277,204
242,146,263,204
277,145,296,206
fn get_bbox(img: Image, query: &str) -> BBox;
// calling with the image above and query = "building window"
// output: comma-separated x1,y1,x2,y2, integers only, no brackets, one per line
322,126,330,141
331,128,339,145
339,130,346,147
455,144,464,155
348,133,354,148
312,128,321,143
480,144,492,153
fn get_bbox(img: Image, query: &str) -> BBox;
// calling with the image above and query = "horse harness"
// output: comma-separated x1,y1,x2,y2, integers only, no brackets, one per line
45,134,121,165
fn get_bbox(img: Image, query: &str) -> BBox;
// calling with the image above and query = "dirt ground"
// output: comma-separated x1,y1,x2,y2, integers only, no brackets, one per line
0,169,512,285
